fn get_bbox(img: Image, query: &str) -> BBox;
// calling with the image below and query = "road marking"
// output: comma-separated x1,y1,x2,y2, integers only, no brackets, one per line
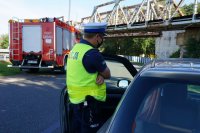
0,78,25,83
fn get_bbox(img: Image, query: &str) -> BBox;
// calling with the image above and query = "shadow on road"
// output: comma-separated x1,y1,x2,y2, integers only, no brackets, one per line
21,69,65,76
0,70,65,133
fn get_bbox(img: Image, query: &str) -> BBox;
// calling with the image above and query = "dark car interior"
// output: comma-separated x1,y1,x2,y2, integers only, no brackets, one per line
60,54,138,133
134,83,200,133
160,84,199,132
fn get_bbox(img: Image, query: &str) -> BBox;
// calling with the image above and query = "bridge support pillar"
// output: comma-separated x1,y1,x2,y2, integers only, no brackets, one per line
155,30,184,59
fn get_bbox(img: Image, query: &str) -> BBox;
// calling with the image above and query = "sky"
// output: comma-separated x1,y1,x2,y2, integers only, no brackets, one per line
0,0,192,35
0,0,110,35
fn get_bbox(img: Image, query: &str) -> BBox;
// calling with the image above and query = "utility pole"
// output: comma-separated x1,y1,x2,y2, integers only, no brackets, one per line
68,0,71,22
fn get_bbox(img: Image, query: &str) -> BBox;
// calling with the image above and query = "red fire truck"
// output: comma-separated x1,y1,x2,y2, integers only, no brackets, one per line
8,17,80,72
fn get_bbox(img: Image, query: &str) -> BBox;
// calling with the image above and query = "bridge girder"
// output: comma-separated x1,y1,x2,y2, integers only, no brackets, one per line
81,0,200,37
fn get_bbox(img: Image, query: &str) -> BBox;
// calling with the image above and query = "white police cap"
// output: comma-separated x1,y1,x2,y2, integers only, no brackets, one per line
82,22,107,34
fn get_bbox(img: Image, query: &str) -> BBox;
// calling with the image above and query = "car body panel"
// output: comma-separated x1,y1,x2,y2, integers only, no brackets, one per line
100,59,200,133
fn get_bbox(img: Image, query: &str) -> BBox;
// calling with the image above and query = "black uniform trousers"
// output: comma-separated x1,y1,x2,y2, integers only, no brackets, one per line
70,96,103,133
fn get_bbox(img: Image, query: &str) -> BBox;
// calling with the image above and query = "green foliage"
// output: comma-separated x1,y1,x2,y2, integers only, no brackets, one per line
185,38,200,58
182,4,194,15
181,3,200,15
0,61,21,76
102,37,155,57
0,34,9,49
101,38,119,55
170,38,200,58
169,49,180,58
143,38,155,56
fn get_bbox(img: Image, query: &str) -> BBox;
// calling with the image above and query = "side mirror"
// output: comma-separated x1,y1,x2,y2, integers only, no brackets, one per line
117,79,131,89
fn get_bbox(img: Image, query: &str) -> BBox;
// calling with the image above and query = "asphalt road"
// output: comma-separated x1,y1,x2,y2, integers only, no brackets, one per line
0,71,65,133
0,62,140,133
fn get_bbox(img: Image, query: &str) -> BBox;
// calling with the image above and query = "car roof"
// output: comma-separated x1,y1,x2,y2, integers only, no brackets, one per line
153,58,200,68
139,58,200,83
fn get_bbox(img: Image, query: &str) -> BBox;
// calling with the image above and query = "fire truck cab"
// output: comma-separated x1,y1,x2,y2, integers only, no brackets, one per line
8,17,80,72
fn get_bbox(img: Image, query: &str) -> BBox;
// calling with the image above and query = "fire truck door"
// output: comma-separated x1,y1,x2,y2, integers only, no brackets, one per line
63,29,71,50
22,25,42,53
70,32,76,48
56,27,63,55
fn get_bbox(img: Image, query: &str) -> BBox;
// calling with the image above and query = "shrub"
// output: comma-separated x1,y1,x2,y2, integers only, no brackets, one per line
170,49,180,58
185,38,200,58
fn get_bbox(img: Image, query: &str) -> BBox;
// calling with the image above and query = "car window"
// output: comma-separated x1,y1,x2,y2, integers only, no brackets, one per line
105,60,133,87
133,83,200,133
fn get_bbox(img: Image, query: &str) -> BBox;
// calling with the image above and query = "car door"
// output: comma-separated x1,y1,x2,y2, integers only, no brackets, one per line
60,54,138,133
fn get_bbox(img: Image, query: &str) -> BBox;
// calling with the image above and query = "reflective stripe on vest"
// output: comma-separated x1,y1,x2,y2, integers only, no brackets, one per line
67,43,106,104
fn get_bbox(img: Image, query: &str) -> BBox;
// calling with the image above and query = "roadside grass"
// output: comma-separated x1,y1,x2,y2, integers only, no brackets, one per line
0,61,21,76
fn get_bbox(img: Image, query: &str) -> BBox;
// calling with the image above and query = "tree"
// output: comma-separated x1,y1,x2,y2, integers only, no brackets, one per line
181,3,200,15
0,34,9,49
169,49,181,58
101,38,119,55
145,38,155,56
185,38,200,58
131,38,145,56
102,37,155,57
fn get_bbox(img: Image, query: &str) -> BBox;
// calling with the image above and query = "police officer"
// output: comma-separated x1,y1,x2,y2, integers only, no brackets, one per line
66,22,111,133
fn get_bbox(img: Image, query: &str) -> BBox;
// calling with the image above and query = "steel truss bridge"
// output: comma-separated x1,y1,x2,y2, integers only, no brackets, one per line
81,0,200,37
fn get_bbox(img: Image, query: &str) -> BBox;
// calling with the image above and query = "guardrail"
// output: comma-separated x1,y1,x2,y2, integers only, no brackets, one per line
120,55,153,64
0,54,9,61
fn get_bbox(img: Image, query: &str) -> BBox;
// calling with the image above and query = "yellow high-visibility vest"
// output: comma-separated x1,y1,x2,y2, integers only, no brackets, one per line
66,43,106,104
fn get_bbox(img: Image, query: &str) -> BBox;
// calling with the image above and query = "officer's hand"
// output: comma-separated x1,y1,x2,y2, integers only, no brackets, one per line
96,75,104,85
